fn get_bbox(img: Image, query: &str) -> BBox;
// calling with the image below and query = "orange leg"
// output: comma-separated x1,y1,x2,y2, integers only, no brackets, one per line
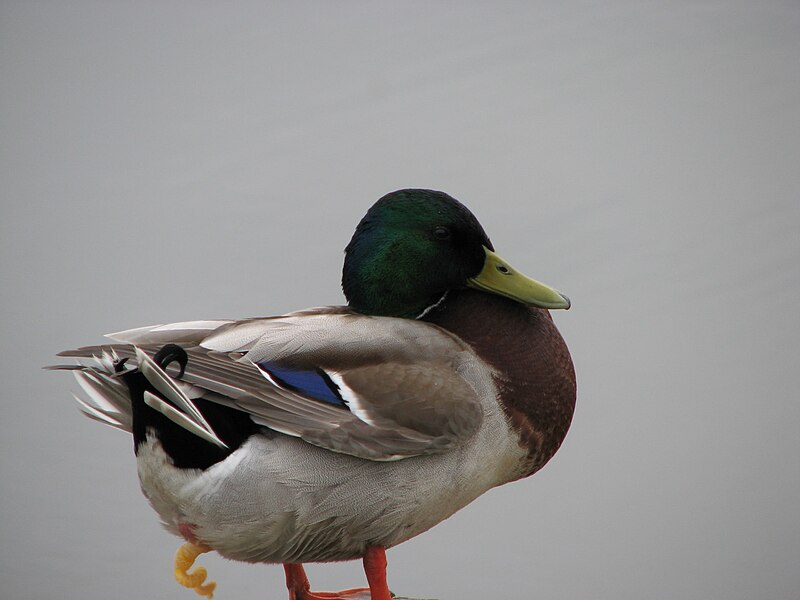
363,547,392,600
283,546,392,600
283,563,312,600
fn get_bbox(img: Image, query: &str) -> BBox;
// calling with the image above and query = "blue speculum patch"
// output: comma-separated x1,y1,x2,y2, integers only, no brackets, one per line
256,361,346,407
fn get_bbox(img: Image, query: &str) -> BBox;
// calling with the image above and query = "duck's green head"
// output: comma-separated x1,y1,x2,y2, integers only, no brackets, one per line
342,189,570,318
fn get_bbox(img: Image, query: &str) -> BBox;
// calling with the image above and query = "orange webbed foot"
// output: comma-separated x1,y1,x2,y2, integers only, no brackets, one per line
284,546,393,600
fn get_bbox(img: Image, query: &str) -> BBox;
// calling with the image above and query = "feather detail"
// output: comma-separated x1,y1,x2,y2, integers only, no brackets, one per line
73,370,133,431
107,321,232,345
142,391,227,449
134,347,227,449
327,371,377,426
73,393,128,432
255,362,346,407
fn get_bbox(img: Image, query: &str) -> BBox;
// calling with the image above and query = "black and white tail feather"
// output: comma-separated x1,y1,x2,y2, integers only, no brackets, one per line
61,348,133,433
49,344,228,448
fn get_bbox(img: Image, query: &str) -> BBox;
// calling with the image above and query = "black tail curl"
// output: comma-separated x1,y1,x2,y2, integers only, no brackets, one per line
126,343,258,470
154,343,188,378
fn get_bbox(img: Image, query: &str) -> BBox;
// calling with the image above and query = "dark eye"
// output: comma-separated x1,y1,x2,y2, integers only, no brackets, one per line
433,226,451,240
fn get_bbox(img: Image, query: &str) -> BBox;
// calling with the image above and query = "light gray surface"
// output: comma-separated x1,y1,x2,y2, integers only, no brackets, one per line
2,2,799,599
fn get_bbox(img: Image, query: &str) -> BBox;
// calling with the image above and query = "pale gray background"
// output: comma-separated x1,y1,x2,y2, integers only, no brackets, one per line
2,2,799,599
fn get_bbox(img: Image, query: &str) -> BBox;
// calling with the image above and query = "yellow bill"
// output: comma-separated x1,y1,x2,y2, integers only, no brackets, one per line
467,247,571,310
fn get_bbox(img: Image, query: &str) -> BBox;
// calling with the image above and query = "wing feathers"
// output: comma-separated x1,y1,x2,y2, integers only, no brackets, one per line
134,348,211,430
142,391,227,448
107,321,233,345
134,347,228,448
56,310,485,461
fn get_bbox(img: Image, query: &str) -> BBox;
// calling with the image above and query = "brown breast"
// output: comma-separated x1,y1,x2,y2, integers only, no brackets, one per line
424,289,576,477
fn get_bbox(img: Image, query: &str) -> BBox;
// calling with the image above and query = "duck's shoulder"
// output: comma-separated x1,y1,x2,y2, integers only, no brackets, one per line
106,305,470,362
192,305,474,367
424,290,576,476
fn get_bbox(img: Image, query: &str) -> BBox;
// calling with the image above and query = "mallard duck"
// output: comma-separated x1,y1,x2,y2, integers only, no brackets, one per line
52,189,575,600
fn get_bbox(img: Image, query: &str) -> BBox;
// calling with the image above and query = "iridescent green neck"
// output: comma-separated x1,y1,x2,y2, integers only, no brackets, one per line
343,231,450,317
